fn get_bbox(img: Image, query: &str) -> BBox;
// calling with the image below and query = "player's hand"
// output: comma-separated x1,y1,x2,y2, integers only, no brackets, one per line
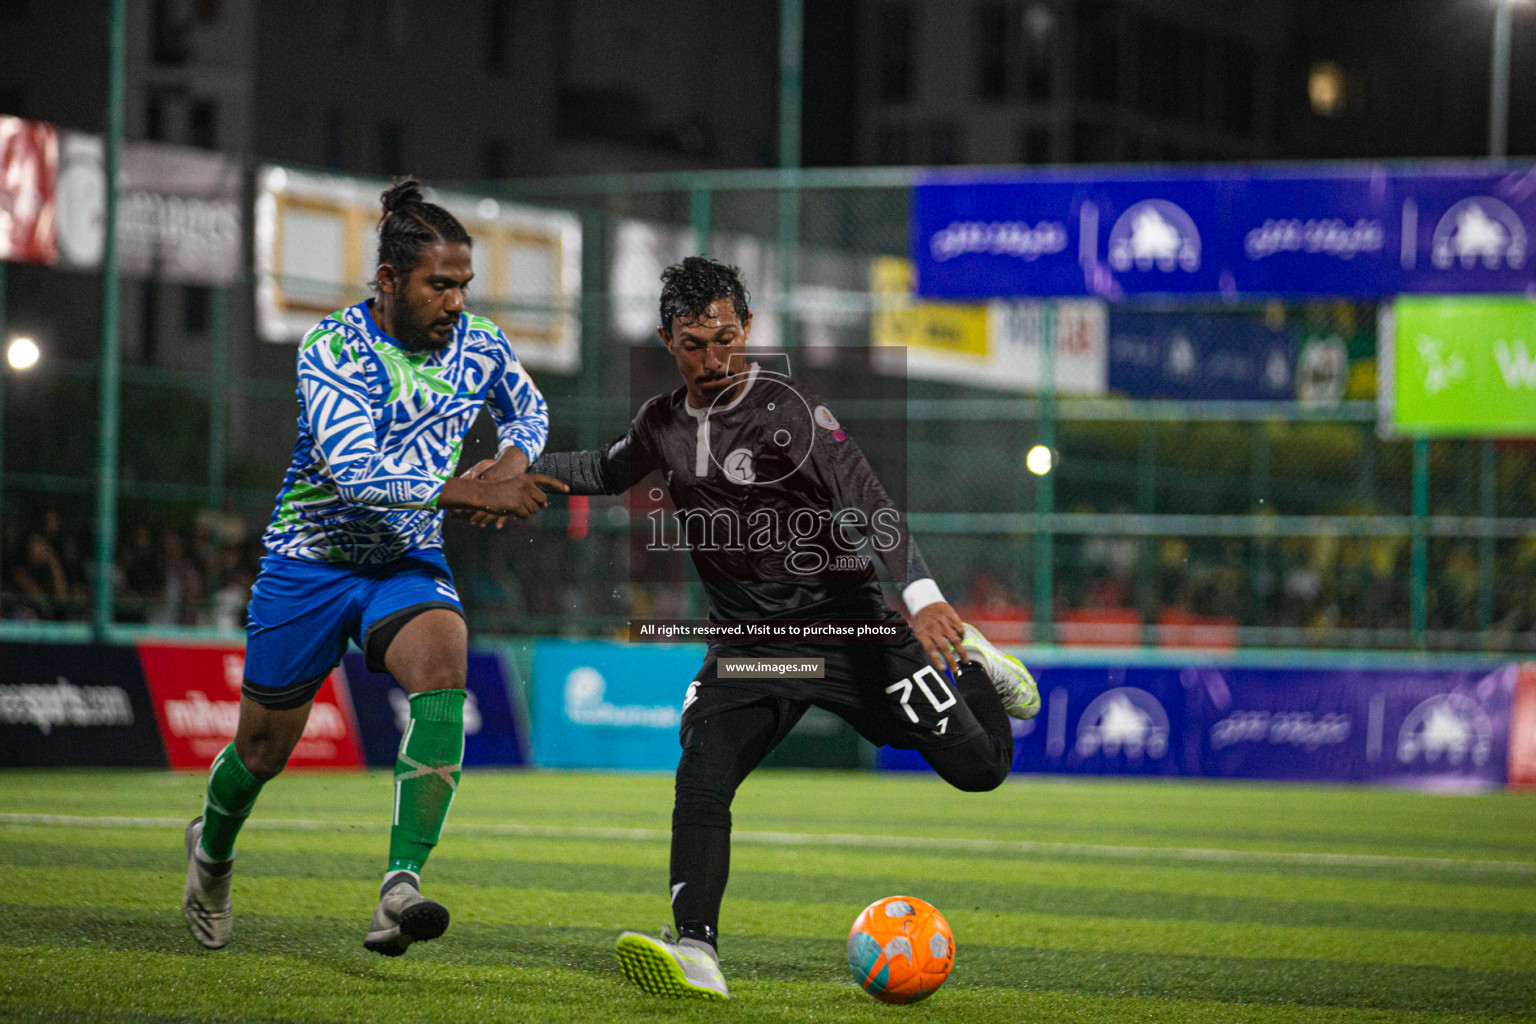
913,602,968,678
455,459,506,529
480,473,569,518
451,448,533,529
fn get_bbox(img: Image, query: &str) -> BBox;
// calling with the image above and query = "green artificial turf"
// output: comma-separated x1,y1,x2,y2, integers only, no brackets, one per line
1,768,1533,1022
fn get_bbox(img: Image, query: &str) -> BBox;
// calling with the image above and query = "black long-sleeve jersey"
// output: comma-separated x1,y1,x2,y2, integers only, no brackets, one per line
530,363,934,624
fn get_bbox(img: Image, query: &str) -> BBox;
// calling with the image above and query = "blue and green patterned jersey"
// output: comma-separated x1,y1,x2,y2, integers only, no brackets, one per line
262,301,549,565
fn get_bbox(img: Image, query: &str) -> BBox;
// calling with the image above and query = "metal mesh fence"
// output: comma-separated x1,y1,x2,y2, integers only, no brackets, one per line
1,170,1531,652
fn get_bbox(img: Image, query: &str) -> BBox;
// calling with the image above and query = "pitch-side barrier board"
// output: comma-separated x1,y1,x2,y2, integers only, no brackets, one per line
0,641,528,770
880,661,1536,789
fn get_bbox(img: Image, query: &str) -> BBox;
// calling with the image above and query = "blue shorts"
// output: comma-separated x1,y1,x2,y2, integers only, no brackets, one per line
243,550,463,709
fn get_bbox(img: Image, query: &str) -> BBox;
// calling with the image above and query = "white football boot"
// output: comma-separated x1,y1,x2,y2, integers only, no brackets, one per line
960,622,1041,720
182,816,234,950
615,926,730,1000
363,871,450,956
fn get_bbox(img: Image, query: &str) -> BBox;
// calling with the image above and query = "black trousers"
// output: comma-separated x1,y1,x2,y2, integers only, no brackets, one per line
668,633,1014,947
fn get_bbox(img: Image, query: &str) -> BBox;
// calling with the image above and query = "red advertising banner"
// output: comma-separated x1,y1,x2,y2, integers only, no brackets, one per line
136,643,364,770
0,116,58,264
1507,663,1536,789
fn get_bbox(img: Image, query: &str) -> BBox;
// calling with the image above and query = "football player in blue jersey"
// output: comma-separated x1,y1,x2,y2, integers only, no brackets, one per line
182,178,567,956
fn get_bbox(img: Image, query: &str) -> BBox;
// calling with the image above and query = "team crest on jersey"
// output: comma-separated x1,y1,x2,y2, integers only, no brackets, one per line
814,404,847,441
723,448,756,485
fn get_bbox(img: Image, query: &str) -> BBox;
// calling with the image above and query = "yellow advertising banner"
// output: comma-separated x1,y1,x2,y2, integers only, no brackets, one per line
870,256,988,359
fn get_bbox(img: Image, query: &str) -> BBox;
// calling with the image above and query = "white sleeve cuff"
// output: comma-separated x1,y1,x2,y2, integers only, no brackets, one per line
902,578,946,616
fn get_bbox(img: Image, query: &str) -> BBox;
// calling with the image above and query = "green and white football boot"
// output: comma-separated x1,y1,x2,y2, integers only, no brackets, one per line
961,622,1041,720
615,927,730,1000
182,816,233,950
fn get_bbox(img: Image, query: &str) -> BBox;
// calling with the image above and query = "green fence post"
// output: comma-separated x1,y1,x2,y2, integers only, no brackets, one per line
1137,421,1156,644
1410,437,1429,648
1033,304,1056,646
777,0,802,351
1250,420,1270,641
1478,438,1495,631
93,0,127,638
690,187,711,253
207,287,228,551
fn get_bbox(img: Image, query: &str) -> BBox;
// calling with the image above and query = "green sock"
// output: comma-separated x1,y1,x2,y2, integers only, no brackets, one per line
388,688,465,876
200,743,263,862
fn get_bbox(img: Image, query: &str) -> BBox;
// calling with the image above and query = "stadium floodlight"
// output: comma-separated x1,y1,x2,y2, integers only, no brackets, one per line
1026,445,1053,476
6,336,39,371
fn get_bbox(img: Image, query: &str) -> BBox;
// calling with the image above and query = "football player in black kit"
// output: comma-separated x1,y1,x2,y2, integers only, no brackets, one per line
529,257,1039,1000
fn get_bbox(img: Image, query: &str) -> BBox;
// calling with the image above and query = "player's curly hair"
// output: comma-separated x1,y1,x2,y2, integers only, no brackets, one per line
375,177,471,283
659,256,751,333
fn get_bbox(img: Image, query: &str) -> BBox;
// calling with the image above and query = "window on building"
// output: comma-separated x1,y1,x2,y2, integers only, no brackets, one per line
146,92,169,142
1019,124,1052,163
485,0,512,72
184,286,211,335
189,100,217,149
1022,2,1055,102
378,120,405,175
1222,38,1256,133
1176,28,1206,125
978,2,1056,103
876,4,914,103
152,0,193,65
977,4,1010,101
1074,1,1118,104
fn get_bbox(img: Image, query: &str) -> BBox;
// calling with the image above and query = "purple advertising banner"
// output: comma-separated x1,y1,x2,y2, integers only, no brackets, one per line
880,663,1515,788
1107,309,1295,400
915,165,1536,298
1396,173,1536,294
342,650,527,767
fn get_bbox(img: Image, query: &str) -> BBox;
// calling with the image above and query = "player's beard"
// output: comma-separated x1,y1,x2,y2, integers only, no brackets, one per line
398,307,459,352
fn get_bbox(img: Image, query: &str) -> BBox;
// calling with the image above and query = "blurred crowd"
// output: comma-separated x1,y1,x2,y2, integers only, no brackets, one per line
1,508,262,630
5,505,1534,645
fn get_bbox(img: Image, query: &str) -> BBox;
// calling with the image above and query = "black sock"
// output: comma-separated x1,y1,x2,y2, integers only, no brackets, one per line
676,922,718,950
670,818,730,951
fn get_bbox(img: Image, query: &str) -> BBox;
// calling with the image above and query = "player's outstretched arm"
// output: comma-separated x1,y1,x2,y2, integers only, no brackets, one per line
529,430,650,496
911,601,969,677
438,473,568,519
802,397,965,672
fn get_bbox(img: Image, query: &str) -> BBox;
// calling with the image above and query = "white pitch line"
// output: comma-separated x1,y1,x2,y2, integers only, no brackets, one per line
3,812,1534,877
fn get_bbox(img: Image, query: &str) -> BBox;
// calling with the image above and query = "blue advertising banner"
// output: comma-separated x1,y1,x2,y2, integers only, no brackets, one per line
1227,173,1395,296
1084,179,1225,296
342,651,527,767
1184,664,1513,786
914,165,1536,298
1107,310,1295,400
1397,174,1536,294
882,665,1189,777
529,640,703,770
915,178,1083,298
881,662,1515,788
